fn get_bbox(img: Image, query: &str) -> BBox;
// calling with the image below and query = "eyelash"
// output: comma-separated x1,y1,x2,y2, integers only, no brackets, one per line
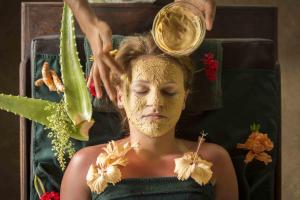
162,90,177,96
134,90,177,96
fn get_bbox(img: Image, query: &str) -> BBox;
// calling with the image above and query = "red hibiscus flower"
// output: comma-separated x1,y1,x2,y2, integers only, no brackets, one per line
202,53,219,82
40,192,60,200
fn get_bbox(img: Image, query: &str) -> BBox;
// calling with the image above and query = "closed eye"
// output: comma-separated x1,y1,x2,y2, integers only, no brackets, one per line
161,89,177,96
132,86,149,95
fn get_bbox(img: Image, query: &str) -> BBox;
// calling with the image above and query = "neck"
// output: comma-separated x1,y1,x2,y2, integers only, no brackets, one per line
128,126,178,159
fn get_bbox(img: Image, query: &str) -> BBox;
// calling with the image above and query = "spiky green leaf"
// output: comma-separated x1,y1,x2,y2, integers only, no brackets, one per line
60,4,92,125
0,93,56,125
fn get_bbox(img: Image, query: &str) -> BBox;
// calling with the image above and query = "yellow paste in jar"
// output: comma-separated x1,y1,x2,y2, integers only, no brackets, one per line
153,4,205,55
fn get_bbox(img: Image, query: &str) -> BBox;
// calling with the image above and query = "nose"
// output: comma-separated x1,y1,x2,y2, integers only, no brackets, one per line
146,88,163,111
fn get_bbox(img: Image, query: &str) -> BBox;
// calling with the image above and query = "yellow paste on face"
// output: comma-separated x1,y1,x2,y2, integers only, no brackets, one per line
121,56,186,137
153,5,204,55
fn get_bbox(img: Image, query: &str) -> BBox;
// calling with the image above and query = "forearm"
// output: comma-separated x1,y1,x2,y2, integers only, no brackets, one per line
64,0,98,34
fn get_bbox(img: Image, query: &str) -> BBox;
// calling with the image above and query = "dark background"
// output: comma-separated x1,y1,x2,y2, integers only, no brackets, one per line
0,0,299,199
0,0,60,198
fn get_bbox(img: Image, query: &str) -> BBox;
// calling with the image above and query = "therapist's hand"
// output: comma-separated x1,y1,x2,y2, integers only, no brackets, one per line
64,0,122,102
175,0,216,30
85,19,122,101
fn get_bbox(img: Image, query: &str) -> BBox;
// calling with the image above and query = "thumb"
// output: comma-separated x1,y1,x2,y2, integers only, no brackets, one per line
204,1,216,31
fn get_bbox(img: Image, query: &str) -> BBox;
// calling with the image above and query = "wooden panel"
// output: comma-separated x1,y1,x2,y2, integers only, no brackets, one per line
20,3,279,200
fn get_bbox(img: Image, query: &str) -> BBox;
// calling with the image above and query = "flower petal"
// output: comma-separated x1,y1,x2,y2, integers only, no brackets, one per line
106,165,122,185
96,153,110,167
92,176,108,194
86,165,108,194
174,157,194,180
86,165,98,183
245,151,255,164
191,162,213,185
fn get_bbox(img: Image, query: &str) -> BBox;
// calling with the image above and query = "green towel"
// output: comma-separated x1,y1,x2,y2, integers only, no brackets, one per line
91,177,214,200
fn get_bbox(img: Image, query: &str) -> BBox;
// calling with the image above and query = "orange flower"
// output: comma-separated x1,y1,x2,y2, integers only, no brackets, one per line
237,124,274,165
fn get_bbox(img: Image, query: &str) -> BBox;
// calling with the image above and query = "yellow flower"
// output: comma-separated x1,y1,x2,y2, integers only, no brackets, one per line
86,165,108,194
174,152,213,185
86,140,138,194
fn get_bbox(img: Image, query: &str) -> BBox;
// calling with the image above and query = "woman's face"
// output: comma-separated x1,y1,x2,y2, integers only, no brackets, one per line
118,56,187,137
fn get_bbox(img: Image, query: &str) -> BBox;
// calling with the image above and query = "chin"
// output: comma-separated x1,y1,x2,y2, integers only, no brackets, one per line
138,125,172,138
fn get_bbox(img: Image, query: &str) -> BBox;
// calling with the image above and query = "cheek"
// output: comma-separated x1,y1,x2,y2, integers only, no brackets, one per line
165,95,185,115
123,90,147,115
166,88,186,108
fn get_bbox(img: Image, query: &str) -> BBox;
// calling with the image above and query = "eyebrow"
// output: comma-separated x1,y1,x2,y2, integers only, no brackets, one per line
132,80,177,84
132,80,149,84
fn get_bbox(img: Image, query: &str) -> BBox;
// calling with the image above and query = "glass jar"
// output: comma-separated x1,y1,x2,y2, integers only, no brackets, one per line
152,1,206,56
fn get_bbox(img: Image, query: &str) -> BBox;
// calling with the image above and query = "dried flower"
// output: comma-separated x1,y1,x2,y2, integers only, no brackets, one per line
86,141,138,194
202,53,219,82
174,131,213,185
237,123,274,165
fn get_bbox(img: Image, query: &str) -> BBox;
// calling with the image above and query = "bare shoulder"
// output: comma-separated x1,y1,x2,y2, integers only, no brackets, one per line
197,143,238,200
201,142,231,164
69,137,130,169
69,143,105,167
180,140,231,164
61,142,114,199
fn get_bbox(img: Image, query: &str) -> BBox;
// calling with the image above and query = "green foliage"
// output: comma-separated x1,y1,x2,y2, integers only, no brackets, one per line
250,123,261,132
0,3,94,170
34,175,45,198
45,102,76,170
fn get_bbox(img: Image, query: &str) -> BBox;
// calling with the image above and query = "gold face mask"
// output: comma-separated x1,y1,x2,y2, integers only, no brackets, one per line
119,56,187,137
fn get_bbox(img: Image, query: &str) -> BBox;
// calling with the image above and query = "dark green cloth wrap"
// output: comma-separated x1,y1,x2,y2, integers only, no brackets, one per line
30,37,279,200
91,177,214,200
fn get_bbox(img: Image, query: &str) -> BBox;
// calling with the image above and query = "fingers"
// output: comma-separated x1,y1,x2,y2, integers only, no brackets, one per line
92,61,103,99
174,0,216,31
102,53,123,75
85,20,121,101
96,57,117,102
87,64,93,87
204,0,216,31
100,28,123,75
90,58,117,102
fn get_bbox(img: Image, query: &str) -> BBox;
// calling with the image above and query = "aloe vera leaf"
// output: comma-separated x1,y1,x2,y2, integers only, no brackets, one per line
60,4,92,125
0,93,56,126
0,93,89,141
34,175,45,198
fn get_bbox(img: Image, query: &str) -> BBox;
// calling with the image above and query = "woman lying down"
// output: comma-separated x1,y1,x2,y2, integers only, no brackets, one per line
60,33,238,200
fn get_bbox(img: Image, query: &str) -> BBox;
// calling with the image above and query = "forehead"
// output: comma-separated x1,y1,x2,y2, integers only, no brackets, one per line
131,56,184,83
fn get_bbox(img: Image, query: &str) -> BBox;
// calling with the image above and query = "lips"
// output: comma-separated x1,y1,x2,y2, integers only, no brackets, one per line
142,113,167,120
